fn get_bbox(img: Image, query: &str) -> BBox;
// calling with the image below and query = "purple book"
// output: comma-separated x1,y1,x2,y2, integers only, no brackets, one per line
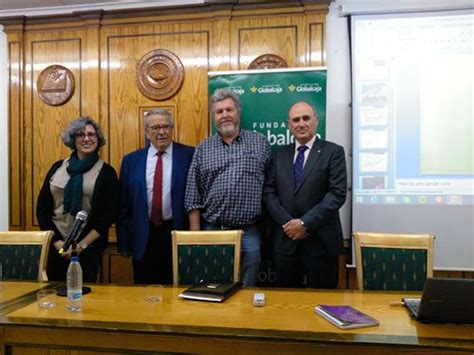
315,305,379,329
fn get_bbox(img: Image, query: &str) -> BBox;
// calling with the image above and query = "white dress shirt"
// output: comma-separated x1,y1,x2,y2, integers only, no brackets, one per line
146,143,173,221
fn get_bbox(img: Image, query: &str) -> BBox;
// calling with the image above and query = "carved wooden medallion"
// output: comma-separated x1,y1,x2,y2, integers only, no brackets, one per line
248,54,288,70
136,49,185,101
37,65,75,106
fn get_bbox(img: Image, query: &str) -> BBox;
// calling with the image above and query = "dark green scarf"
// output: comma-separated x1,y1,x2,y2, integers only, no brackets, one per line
63,151,99,216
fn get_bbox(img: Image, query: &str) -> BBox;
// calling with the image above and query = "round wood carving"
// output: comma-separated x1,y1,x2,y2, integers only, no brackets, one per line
37,65,75,106
136,49,185,101
248,54,288,70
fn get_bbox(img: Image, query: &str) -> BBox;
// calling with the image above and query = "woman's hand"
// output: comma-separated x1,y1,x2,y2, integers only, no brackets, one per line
53,240,65,252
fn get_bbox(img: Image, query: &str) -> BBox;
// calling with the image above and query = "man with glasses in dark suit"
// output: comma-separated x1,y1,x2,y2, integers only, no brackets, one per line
117,109,194,284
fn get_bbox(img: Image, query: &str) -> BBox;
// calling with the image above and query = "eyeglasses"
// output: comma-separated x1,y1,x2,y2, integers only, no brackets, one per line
75,132,97,140
147,124,172,132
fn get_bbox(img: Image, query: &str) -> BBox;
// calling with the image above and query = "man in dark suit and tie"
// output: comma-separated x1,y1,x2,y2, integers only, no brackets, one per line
263,101,347,288
117,109,194,284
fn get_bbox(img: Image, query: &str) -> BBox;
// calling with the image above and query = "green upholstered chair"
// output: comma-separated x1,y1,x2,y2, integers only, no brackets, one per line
171,230,242,285
353,232,435,291
0,231,53,281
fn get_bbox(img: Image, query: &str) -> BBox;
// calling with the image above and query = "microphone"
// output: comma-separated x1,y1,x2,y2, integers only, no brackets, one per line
59,210,88,254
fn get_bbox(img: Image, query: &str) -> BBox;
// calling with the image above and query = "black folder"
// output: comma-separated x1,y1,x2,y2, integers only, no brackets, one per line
178,281,242,302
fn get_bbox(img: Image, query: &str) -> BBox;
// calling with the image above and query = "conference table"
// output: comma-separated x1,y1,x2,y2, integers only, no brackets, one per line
0,282,472,354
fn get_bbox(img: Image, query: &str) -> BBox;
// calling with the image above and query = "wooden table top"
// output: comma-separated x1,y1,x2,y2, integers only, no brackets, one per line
0,281,45,305
2,285,473,349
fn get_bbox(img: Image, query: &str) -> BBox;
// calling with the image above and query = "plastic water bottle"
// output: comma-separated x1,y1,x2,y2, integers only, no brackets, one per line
66,255,83,312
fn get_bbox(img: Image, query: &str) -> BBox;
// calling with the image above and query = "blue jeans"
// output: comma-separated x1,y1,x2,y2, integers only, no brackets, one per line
203,223,261,287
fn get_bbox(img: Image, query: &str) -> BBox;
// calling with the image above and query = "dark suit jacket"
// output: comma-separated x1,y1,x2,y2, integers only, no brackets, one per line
263,139,347,257
117,142,194,260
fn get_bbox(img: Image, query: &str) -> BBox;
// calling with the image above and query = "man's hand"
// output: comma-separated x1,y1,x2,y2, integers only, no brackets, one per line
188,209,201,231
282,219,308,240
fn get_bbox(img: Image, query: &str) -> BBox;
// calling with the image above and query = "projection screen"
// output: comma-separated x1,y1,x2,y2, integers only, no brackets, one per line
351,10,473,270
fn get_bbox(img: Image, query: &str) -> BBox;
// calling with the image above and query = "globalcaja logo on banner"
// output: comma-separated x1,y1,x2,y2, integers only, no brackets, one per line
227,86,245,95
288,82,323,93
209,69,326,150
250,84,283,94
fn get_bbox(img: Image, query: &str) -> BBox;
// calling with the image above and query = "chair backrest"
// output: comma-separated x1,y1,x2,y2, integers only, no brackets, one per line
353,232,435,291
171,230,242,286
0,231,53,281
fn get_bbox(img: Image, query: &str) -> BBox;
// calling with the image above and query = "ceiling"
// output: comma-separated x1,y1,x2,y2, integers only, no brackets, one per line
0,0,203,17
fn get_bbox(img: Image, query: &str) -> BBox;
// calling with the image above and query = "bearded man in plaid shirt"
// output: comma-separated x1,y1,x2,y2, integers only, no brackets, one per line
185,89,271,287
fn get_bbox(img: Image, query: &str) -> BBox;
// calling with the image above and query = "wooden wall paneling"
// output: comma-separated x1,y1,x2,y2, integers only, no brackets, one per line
210,8,232,72
304,5,328,66
229,7,327,70
463,271,474,279
103,22,211,174
227,4,329,70
231,17,301,70
104,251,133,283
309,22,324,67
172,26,210,146
0,327,4,355
23,31,84,229
99,6,217,27
8,35,23,229
79,12,102,147
105,26,158,170
347,267,358,290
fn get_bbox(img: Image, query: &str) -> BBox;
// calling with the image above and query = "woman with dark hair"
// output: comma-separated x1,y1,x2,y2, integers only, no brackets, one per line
36,117,119,282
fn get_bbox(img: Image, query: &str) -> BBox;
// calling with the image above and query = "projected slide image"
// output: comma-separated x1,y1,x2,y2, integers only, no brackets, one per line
361,176,387,189
360,129,388,149
352,11,473,205
360,82,388,107
360,106,388,126
360,152,388,172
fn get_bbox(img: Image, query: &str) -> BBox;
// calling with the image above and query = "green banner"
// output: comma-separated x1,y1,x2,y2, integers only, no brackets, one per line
208,68,327,148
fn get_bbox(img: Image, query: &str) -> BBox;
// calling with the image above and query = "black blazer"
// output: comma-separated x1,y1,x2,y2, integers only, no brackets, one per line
263,139,347,257
36,159,119,250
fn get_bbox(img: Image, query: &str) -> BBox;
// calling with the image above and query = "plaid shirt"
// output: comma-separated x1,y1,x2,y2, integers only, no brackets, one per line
185,130,271,227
